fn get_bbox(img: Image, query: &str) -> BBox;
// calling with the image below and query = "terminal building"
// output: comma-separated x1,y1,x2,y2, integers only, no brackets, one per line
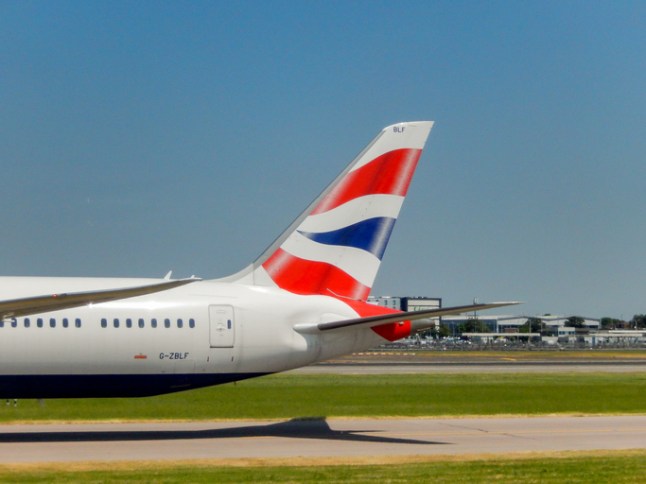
367,296,442,313
368,295,645,346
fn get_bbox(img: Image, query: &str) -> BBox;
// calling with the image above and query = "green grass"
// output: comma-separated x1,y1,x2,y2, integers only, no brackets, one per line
1,372,644,422
1,452,644,482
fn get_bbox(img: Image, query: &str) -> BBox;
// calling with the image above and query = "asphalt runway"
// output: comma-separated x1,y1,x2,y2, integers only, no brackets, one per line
0,416,644,463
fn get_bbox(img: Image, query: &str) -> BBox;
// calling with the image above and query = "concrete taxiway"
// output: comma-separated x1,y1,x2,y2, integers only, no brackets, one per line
0,416,643,463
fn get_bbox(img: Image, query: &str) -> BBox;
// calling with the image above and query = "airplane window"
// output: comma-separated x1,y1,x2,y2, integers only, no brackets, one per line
11,318,17,328
138,318,144,328
0,321,4,328
75,318,81,328
62,318,69,328
37,318,43,328
189,318,195,328
177,318,183,328
113,318,120,328
126,318,132,328
50,318,56,328
164,318,170,328
24,318,30,328
151,318,158,328
101,318,107,328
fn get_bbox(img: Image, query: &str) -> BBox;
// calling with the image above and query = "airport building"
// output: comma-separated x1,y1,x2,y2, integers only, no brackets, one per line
368,295,644,346
367,296,442,312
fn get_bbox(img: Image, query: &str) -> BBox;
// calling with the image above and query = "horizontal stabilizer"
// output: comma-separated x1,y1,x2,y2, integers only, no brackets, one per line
293,301,521,334
0,278,200,319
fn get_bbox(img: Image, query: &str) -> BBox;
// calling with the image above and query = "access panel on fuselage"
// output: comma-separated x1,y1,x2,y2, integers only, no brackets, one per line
209,305,235,348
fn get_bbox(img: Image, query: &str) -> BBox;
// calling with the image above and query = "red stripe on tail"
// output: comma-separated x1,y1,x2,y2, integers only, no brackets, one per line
262,248,370,300
311,148,422,215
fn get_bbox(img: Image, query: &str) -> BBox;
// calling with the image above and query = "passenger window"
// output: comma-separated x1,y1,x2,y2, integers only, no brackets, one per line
126,318,132,328
50,318,56,328
189,318,195,329
75,318,81,328
138,318,144,328
11,318,17,328
62,318,69,328
113,318,120,328
151,318,158,328
164,318,170,328
101,318,107,328
24,318,30,328
177,318,183,328
37,318,43,328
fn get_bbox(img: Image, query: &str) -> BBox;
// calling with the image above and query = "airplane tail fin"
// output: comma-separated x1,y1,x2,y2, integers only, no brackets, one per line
224,121,434,301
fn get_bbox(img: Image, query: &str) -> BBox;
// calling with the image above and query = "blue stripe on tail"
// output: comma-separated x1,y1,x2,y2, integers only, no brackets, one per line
297,217,396,260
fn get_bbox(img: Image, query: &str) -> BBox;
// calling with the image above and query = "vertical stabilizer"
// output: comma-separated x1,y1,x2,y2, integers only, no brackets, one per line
224,121,434,301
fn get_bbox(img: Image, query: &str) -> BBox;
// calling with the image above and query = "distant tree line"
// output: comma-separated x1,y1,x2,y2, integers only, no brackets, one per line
534,315,646,331
528,315,646,331
564,316,586,328
421,314,646,339
599,315,646,330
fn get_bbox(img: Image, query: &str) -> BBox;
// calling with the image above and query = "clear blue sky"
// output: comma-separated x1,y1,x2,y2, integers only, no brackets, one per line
1,1,644,319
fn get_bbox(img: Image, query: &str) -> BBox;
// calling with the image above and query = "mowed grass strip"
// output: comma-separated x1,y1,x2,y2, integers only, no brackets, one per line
0,451,644,483
1,373,644,422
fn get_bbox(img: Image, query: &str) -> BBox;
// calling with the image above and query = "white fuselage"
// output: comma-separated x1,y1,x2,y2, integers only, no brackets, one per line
0,277,386,398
